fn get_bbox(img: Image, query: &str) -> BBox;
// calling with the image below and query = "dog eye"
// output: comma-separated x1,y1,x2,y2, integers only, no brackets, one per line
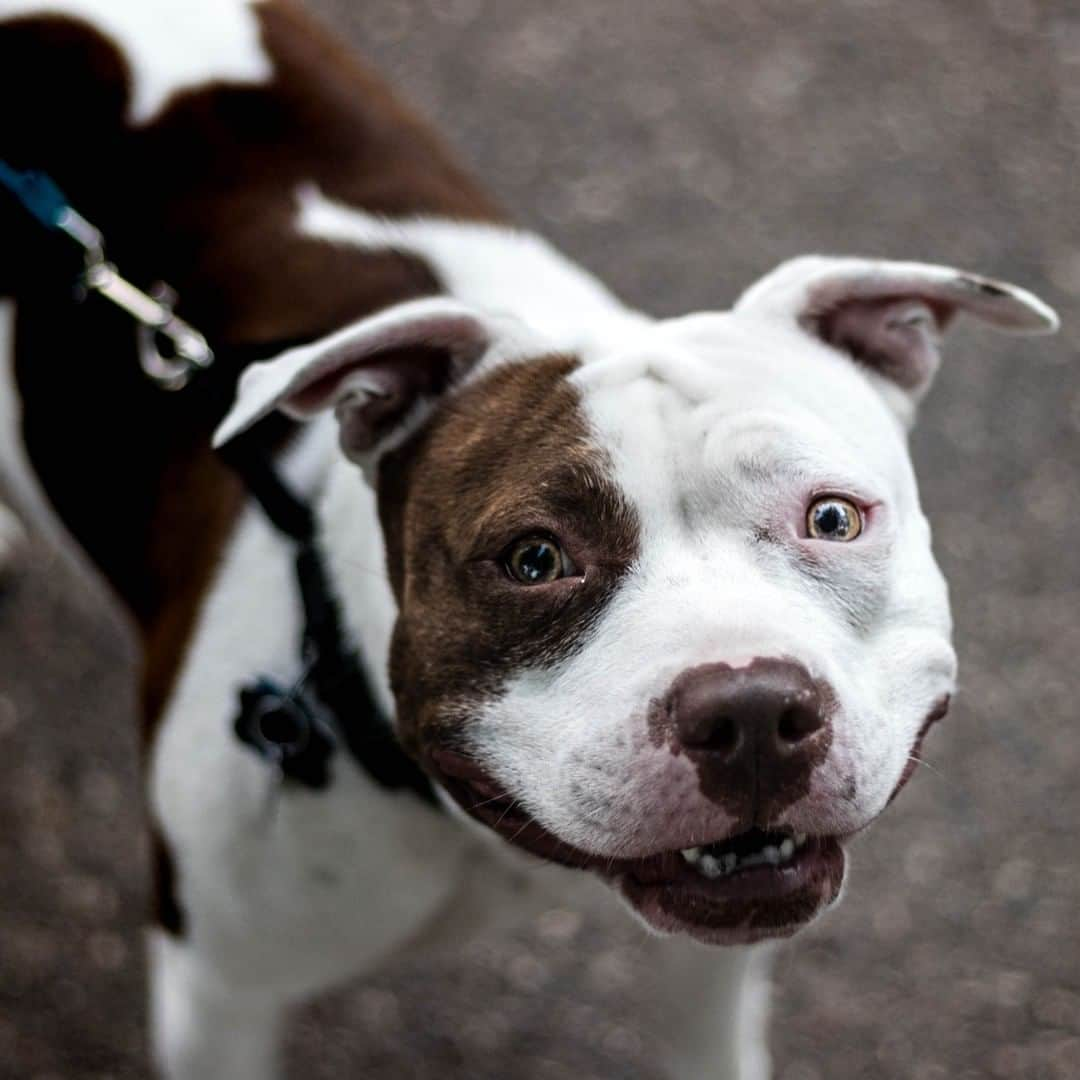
505,536,567,584
806,497,863,542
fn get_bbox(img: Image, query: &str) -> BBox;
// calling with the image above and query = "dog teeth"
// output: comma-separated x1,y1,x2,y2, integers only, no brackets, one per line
740,845,777,869
682,833,806,879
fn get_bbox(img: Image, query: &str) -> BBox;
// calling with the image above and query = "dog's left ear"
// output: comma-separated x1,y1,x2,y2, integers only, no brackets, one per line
214,297,513,458
735,256,1058,421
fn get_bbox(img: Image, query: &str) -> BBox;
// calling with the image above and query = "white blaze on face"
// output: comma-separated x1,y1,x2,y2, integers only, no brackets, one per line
467,313,958,855
459,254,1056,858
0,0,272,124
214,229,1054,866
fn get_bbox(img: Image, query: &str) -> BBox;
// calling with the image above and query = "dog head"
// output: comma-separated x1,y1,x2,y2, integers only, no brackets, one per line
217,256,1057,944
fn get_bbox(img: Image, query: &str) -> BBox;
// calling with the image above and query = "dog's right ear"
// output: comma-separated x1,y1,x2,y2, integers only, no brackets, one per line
213,297,510,459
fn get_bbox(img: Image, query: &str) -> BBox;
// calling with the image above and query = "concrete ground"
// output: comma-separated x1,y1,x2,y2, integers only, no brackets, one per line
2,1,1079,1077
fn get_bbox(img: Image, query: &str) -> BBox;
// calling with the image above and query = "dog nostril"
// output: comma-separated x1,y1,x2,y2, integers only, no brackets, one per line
680,712,738,752
712,715,738,753
777,704,820,744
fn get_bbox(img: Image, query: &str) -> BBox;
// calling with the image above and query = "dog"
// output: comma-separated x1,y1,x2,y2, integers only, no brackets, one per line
0,1,1060,1077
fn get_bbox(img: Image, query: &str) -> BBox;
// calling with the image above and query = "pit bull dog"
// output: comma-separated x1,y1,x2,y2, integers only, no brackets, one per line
0,1,1059,1078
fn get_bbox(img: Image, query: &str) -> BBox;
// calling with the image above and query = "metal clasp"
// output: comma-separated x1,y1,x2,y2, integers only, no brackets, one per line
59,209,214,391
80,260,214,391
0,160,214,391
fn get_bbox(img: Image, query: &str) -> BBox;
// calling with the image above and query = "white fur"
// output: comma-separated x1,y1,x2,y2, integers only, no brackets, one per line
2,12,1059,1073
468,310,957,858
212,297,525,446
193,210,1056,1076
154,217,806,1077
150,427,473,995
736,254,1059,334
5,12,1030,1076
147,424,701,1077
296,184,650,350
0,0,272,124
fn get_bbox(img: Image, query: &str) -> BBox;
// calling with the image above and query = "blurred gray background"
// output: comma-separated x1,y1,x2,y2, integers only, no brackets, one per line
2,1,1079,1077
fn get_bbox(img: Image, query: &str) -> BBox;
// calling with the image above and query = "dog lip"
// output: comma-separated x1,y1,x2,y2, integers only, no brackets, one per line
620,834,838,893
616,838,846,944
435,770,600,870
429,750,849,941
428,748,495,785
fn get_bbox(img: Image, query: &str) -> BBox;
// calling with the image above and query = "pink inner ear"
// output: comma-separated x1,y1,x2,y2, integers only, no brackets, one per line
292,344,455,455
816,297,951,392
286,345,452,415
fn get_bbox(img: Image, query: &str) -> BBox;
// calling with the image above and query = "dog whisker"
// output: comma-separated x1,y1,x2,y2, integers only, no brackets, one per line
908,752,951,784
493,799,522,829
468,791,514,811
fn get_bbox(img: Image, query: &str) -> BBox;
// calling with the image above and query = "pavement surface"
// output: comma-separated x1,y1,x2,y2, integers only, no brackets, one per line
2,1,1079,1077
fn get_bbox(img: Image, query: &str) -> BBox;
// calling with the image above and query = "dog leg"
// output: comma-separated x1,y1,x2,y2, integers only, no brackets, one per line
149,930,289,1080
644,938,774,1080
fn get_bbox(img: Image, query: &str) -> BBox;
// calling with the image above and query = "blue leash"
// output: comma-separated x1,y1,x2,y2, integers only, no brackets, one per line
0,160,73,231
0,157,213,388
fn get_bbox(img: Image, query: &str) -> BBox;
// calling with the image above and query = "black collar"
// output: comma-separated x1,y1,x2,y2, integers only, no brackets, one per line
220,429,439,806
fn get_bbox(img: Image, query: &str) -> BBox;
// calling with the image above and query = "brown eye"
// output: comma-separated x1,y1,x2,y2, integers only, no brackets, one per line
806,497,863,542
505,536,566,584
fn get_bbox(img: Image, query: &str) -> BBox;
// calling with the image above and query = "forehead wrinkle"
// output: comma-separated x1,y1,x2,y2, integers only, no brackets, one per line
572,335,709,394
700,407,886,491
583,371,894,563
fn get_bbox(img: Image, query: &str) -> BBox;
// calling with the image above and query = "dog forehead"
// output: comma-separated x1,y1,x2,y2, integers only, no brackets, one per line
567,311,913,502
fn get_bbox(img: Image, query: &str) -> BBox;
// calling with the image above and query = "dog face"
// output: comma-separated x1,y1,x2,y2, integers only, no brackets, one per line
217,256,1056,944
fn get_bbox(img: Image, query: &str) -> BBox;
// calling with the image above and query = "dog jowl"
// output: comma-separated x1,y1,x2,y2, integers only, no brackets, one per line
218,255,1058,946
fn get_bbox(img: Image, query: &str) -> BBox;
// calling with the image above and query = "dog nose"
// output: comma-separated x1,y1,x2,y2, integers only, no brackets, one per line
665,652,825,773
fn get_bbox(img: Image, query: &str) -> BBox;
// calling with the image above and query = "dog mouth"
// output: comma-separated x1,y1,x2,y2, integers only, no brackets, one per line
430,751,846,944
615,827,846,944
677,827,809,877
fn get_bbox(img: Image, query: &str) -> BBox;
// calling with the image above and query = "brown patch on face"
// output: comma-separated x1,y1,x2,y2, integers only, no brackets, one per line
648,658,836,823
376,355,640,757
2,4,504,742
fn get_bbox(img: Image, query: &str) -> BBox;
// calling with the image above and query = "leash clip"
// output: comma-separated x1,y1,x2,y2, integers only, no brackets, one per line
0,162,214,390
79,256,214,391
